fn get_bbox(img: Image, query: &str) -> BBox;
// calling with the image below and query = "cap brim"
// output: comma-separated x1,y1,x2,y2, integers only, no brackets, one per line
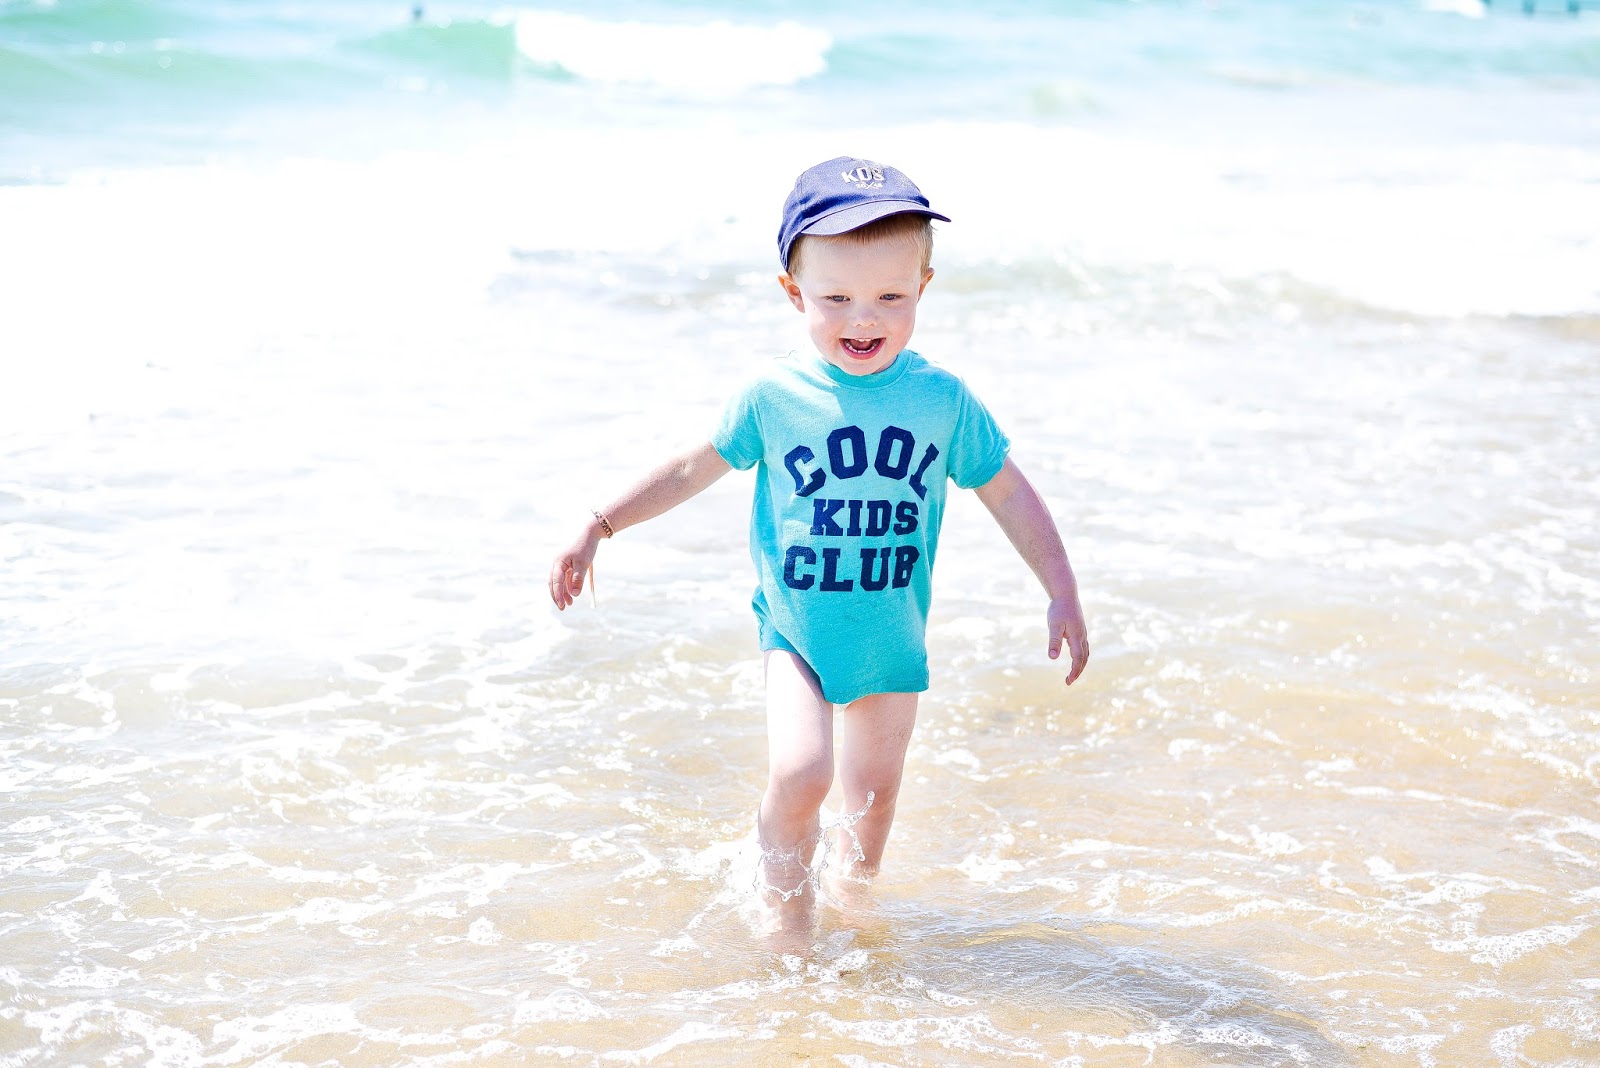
801,200,951,238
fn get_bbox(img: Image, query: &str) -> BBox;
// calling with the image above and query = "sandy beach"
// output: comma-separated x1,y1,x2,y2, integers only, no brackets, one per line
3,1,1599,1063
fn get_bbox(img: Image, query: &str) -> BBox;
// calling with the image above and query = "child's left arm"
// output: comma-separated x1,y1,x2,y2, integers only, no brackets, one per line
974,458,1090,686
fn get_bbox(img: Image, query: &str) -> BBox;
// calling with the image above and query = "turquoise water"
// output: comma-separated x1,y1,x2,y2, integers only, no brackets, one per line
5,0,1600,171
3,2,1599,1065
7,0,1598,312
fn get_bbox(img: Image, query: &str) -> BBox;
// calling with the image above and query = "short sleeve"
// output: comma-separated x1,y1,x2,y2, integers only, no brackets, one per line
710,377,764,471
946,381,1010,489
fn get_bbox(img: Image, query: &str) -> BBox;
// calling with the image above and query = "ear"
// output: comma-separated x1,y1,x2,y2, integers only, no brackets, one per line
917,267,934,299
777,271,806,312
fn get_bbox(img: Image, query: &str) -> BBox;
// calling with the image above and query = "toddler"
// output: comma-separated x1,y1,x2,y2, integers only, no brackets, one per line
549,156,1088,938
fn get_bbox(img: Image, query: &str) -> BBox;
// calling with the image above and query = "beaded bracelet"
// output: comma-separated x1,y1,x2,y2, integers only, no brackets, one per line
591,509,615,538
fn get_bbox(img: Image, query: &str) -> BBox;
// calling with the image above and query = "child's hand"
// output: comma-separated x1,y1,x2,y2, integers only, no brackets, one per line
548,523,602,610
1047,594,1089,686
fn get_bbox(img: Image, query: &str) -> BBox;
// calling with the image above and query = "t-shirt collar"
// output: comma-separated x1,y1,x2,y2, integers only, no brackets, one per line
799,347,915,391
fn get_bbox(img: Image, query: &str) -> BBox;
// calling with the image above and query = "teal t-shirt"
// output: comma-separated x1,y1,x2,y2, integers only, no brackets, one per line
711,349,1010,704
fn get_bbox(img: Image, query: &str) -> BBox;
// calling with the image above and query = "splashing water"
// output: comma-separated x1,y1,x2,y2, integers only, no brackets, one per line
756,793,875,903
4,0,1599,1063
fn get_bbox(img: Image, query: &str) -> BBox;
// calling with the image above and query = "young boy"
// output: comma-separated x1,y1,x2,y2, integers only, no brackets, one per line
549,157,1088,934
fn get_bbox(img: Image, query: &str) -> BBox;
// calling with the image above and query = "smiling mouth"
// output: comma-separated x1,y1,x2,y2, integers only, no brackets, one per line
842,337,884,359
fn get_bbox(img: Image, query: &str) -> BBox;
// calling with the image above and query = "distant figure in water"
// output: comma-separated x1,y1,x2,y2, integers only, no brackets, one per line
411,4,423,22
548,157,1090,950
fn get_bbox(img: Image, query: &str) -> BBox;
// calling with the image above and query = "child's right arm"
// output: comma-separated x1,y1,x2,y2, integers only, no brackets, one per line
548,441,732,610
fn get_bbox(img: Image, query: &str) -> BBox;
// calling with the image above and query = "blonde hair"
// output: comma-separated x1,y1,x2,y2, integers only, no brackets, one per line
787,212,934,278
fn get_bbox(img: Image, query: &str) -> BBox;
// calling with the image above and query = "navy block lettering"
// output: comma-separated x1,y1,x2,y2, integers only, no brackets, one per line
908,443,939,500
827,425,868,480
892,544,920,588
785,445,826,498
846,499,864,537
874,425,915,480
894,500,919,535
810,498,845,537
819,547,854,592
783,545,816,589
865,500,892,537
859,547,892,592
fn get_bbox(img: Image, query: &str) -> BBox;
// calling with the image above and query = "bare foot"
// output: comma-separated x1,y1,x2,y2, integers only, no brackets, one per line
756,887,816,956
756,846,818,955
823,865,879,925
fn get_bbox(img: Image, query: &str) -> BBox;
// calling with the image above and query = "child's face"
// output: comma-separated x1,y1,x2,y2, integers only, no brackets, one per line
778,233,934,377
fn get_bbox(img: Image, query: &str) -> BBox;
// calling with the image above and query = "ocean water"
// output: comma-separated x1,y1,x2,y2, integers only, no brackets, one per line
3,0,1599,1064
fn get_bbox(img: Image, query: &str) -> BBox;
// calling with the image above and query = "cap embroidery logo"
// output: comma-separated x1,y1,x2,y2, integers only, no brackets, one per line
840,165,886,190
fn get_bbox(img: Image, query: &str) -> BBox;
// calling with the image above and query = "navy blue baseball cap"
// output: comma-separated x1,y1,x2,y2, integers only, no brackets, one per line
778,156,950,270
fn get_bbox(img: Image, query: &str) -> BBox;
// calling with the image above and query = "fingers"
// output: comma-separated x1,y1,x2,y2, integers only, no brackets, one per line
548,557,588,610
548,561,568,610
1064,634,1089,686
1047,612,1089,686
1049,631,1089,684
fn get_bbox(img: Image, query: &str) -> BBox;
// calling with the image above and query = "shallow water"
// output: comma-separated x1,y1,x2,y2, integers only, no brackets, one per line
4,0,1600,1064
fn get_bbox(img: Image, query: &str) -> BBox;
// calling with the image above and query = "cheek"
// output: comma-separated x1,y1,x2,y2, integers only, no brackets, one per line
809,305,843,330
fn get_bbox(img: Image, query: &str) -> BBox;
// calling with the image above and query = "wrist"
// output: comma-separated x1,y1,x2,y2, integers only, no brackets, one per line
1043,566,1079,605
589,509,615,539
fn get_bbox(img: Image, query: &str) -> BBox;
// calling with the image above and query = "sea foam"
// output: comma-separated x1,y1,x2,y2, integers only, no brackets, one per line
513,13,830,93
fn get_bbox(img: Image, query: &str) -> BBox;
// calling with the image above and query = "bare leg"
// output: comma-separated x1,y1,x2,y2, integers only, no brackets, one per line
757,650,834,947
832,691,918,884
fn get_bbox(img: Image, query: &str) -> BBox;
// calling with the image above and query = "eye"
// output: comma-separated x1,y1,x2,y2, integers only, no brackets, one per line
825,295,849,303
880,293,903,302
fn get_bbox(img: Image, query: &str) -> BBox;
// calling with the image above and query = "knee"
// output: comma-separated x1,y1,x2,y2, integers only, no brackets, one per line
866,779,901,813
842,765,903,814
766,757,833,815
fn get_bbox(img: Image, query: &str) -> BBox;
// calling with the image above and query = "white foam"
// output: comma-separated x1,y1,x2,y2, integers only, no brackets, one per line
513,988,610,1025
1249,827,1306,858
66,870,122,909
211,1004,367,1064
956,853,1024,884
1422,0,1486,16
1431,922,1588,967
1058,839,1138,857
602,1021,745,1064
402,861,555,907
1192,1024,1278,1051
514,13,829,93
22,1004,205,1068
1375,1033,1446,1068
467,917,501,945
43,965,140,991
647,935,698,958
285,897,388,928
928,124,1600,318
1490,1023,1534,1061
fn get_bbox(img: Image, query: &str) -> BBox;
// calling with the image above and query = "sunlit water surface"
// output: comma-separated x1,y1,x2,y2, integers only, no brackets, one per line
4,1,1600,1064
